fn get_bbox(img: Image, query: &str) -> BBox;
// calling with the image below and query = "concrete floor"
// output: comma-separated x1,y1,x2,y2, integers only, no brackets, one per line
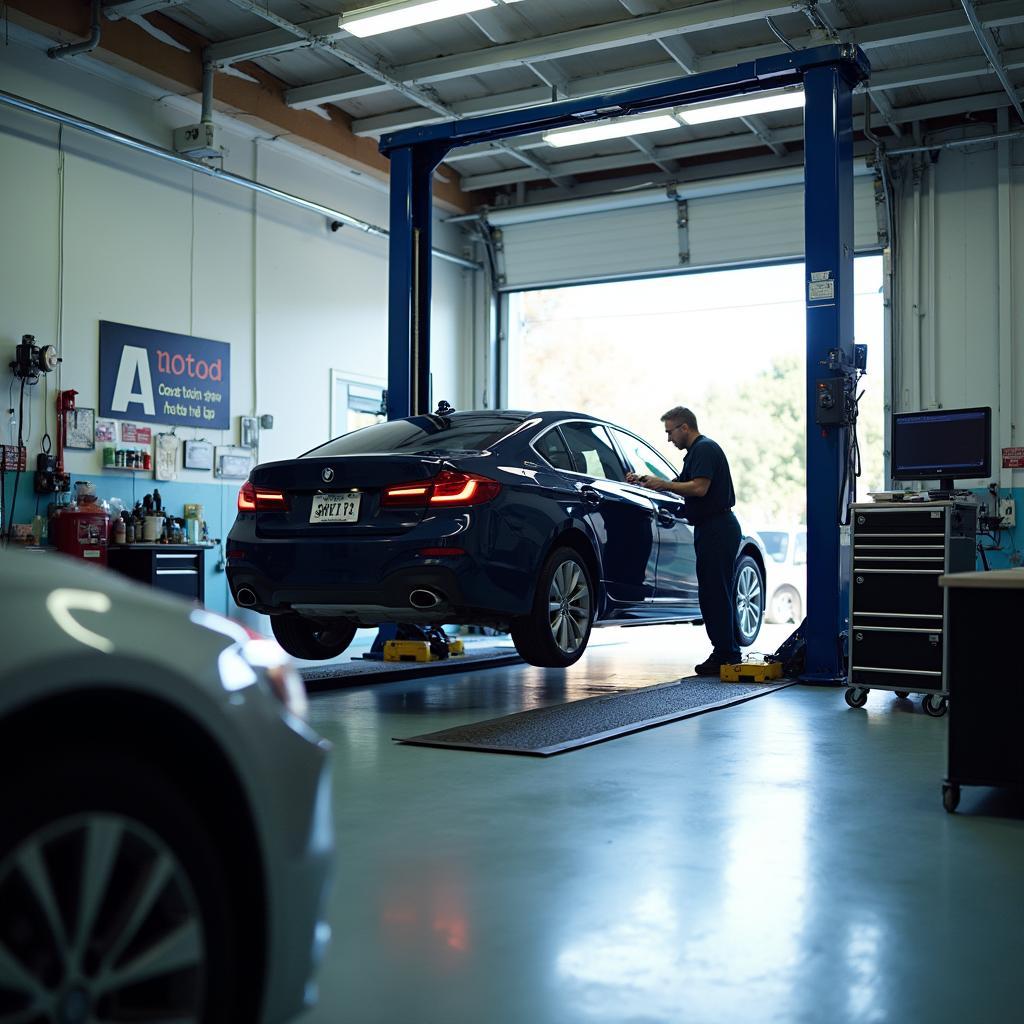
299,623,1023,1024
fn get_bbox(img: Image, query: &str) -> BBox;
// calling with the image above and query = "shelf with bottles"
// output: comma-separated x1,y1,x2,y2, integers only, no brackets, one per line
101,444,152,472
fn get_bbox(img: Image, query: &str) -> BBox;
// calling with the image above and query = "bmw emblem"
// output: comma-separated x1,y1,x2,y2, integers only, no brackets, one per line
322,467,334,483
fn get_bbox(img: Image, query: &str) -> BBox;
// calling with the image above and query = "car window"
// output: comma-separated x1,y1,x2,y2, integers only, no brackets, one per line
610,429,678,481
793,530,807,565
757,531,789,564
534,428,575,471
559,422,627,482
305,412,526,457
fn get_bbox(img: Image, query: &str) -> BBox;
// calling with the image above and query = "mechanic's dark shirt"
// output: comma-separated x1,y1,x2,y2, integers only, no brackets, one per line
676,434,735,525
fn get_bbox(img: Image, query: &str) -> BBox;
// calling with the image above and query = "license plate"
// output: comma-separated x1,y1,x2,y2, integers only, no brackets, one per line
309,491,361,524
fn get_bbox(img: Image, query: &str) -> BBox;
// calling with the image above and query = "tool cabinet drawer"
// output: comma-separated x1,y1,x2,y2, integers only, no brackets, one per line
851,570,944,615
853,508,947,533
850,626,943,674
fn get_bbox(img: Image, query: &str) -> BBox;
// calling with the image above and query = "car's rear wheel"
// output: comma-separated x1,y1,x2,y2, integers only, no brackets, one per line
0,753,242,1024
733,555,764,647
768,585,802,624
271,614,357,660
511,547,594,668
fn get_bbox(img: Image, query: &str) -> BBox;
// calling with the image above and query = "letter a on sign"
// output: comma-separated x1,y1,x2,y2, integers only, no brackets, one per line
111,345,156,416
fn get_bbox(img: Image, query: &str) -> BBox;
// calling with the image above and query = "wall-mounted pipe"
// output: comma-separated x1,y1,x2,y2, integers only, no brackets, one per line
0,87,480,271
996,109,1015,490
48,0,101,61
910,157,923,412
887,130,1024,156
200,62,214,126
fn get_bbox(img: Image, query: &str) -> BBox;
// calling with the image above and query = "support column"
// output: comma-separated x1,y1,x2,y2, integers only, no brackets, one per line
802,63,858,683
387,143,448,419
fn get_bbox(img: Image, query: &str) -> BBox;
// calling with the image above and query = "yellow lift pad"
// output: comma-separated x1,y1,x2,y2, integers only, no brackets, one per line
383,638,465,662
719,660,783,683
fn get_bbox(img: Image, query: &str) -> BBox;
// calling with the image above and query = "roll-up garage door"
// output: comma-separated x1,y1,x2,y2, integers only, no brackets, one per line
497,175,880,291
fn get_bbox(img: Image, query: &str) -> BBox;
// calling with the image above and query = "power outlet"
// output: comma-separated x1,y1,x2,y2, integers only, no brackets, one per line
998,498,1016,529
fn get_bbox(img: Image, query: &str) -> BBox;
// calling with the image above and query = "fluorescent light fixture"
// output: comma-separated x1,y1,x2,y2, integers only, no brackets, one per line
340,0,522,38
543,113,681,149
678,89,805,126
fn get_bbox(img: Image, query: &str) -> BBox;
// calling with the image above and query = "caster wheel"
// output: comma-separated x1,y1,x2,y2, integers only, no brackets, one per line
844,687,868,709
923,694,948,718
895,691,910,699
942,783,961,813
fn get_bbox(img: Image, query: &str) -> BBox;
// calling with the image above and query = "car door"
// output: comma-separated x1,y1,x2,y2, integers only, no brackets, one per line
554,421,659,606
610,428,699,606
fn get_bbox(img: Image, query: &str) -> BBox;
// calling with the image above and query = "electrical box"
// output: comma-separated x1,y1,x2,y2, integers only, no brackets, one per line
814,377,846,426
173,122,222,159
999,498,1016,529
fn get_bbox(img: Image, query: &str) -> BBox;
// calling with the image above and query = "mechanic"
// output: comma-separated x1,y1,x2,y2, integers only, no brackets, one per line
627,406,741,675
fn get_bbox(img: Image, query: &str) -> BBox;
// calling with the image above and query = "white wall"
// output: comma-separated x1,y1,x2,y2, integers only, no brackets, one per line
0,35,472,479
892,131,1023,489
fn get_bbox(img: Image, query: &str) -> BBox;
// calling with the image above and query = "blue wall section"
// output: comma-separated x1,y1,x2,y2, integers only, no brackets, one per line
970,487,1024,571
3,469,238,616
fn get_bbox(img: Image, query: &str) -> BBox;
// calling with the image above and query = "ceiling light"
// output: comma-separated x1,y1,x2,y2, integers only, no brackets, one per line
677,89,805,126
543,113,681,149
340,0,522,38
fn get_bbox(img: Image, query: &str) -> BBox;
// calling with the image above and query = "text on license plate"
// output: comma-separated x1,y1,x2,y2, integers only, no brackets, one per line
309,492,361,523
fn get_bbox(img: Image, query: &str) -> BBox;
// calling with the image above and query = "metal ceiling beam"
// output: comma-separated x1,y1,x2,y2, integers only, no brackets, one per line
216,0,572,190
351,45,1024,140
960,0,1024,123
281,0,797,107
282,0,1024,110
102,0,186,18
455,89,1021,191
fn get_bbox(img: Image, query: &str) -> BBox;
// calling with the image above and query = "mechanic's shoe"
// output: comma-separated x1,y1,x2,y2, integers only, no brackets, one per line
694,658,724,676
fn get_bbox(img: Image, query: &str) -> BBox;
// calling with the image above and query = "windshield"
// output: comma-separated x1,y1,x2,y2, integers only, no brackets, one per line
305,413,528,457
757,531,790,563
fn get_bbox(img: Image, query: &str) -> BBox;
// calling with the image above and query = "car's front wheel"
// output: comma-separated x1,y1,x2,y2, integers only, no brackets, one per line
733,554,765,646
0,752,246,1024
271,613,357,660
511,547,594,667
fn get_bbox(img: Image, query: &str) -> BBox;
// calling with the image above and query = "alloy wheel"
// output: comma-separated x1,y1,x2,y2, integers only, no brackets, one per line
735,564,763,641
0,813,206,1023
546,559,591,655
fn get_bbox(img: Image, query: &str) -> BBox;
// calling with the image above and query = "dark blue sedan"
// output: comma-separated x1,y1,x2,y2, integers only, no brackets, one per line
226,408,766,667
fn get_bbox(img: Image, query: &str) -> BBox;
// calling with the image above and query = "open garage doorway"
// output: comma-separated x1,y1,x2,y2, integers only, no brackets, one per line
506,256,886,625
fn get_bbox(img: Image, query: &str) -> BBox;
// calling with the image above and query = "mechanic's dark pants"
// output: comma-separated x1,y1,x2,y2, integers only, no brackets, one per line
694,510,742,662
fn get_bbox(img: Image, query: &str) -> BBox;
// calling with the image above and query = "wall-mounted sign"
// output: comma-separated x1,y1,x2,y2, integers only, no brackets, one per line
99,321,230,430
120,422,152,444
1002,447,1024,469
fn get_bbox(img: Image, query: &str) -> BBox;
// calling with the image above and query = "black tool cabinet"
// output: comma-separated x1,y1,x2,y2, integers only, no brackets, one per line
938,570,1024,812
845,501,977,717
107,544,207,603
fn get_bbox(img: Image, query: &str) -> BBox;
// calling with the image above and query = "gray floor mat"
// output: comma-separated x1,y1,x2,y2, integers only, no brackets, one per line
397,675,795,756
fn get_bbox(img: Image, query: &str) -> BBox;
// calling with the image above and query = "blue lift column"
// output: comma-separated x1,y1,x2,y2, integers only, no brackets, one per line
801,58,863,683
386,142,450,419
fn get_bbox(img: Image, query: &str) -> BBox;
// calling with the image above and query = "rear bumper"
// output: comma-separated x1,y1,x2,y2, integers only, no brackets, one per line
226,527,535,626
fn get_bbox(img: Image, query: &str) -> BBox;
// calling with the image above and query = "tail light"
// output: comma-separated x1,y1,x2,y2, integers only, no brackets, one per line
381,470,501,508
237,481,290,512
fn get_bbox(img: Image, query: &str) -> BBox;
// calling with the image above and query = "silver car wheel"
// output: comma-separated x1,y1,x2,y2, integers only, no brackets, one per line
735,563,763,641
0,813,205,1023
547,559,591,655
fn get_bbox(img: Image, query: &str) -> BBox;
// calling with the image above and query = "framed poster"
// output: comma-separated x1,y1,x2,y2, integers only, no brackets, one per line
65,408,95,450
155,433,179,481
183,439,214,471
95,419,116,443
215,446,254,480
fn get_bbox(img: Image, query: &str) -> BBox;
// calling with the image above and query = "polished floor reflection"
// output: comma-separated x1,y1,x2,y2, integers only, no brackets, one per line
299,624,1023,1024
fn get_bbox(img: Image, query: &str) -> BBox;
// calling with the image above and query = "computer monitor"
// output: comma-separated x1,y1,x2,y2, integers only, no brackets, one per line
891,406,991,491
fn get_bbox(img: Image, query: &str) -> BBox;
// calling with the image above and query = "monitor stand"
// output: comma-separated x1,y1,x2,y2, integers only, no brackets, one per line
928,477,958,500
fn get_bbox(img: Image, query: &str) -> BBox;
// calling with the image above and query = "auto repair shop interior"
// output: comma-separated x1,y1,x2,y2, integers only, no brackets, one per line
1,3,1023,1023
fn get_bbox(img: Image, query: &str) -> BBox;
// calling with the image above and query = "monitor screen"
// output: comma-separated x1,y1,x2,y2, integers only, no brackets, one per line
890,407,991,483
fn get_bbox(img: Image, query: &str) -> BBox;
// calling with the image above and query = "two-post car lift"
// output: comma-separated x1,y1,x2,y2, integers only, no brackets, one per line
378,44,871,684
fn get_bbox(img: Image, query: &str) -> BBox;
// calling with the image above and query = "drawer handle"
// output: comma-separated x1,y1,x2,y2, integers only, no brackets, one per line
851,666,942,676
155,553,198,560
155,569,198,576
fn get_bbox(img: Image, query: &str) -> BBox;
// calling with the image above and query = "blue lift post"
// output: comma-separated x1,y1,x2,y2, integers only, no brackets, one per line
380,44,870,683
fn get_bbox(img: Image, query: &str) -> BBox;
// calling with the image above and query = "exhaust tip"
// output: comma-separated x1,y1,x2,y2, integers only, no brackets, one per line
236,587,257,608
409,588,441,609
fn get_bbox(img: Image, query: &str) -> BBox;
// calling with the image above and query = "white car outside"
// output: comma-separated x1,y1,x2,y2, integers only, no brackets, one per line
756,525,807,624
0,548,333,1023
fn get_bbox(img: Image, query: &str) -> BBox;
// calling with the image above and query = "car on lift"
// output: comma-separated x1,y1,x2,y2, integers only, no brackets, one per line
756,524,808,624
0,548,333,1024
227,407,767,667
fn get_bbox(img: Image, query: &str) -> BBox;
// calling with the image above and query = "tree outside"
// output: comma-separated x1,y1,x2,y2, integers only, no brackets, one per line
507,258,886,530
